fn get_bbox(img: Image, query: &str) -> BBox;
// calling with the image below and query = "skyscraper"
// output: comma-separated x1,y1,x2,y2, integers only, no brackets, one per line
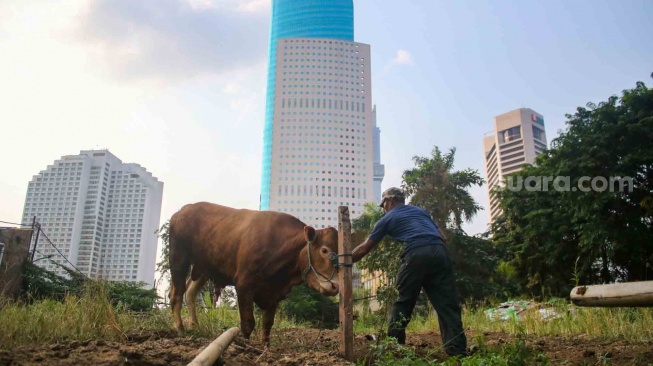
21,150,163,286
483,108,548,223
260,0,378,228
372,105,385,204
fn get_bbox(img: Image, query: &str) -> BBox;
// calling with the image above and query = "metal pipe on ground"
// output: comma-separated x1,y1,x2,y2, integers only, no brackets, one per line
570,281,653,307
187,327,240,366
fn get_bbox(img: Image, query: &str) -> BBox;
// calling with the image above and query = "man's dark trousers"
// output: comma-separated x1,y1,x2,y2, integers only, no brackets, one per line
387,244,467,356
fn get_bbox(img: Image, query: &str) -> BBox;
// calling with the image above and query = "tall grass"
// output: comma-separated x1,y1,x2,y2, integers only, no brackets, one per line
461,305,653,342
0,283,170,348
355,302,653,342
3,291,652,350
0,286,316,349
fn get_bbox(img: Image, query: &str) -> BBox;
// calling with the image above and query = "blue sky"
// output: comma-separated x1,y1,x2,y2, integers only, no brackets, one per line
0,0,651,247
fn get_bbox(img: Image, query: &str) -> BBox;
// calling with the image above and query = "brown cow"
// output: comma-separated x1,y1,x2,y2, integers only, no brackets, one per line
168,202,340,344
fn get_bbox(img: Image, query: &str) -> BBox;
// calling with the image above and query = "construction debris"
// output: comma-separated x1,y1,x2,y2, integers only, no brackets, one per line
484,301,563,322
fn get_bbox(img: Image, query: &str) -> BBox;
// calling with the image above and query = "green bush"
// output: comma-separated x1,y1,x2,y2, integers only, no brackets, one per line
20,261,158,312
279,283,339,328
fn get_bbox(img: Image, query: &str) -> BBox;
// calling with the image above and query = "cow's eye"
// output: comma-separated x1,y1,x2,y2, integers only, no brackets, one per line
321,247,329,254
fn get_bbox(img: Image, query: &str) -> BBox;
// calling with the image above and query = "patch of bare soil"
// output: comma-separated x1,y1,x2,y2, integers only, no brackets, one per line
1,328,651,365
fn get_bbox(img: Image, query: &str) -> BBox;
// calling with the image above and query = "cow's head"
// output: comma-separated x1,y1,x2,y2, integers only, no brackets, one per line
303,226,340,296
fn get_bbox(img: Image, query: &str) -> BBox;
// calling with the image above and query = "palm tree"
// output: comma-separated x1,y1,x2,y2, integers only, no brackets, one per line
402,147,484,231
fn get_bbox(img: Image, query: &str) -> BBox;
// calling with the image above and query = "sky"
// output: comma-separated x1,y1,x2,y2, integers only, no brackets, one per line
1,0,651,265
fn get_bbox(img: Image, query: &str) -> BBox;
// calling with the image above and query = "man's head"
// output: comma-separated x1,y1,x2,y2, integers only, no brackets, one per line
379,187,406,213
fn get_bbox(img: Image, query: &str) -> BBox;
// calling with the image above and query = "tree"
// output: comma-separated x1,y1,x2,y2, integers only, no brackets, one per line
402,147,484,231
492,80,653,297
155,221,170,281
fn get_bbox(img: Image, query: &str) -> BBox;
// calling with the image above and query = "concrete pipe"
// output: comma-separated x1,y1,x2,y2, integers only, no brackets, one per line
187,327,240,366
571,281,653,307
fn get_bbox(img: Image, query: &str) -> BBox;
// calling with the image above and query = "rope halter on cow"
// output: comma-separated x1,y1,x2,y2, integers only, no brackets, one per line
301,240,353,283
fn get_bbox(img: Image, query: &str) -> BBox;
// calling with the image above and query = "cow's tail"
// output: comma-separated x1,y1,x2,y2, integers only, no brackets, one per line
168,214,191,318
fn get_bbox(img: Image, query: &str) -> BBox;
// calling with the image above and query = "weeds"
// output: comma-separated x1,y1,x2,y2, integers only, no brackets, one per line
354,301,653,343
360,335,550,366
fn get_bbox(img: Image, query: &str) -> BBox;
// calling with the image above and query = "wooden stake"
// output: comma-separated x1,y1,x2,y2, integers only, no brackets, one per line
337,206,354,361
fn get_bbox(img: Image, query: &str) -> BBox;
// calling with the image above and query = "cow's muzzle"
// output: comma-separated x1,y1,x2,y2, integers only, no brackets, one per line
319,280,339,296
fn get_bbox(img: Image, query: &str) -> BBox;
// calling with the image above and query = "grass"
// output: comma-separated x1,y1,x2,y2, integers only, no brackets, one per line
354,301,653,343
0,288,308,349
461,303,653,342
359,335,551,366
2,291,652,365
0,291,170,348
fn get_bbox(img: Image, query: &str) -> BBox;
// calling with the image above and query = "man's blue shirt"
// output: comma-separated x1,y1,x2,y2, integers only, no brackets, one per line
369,205,444,253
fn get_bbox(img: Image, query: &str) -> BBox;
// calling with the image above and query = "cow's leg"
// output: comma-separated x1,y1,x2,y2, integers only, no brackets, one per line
236,290,256,340
260,302,279,346
185,274,209,330
169,236,191,332
170,273,188,332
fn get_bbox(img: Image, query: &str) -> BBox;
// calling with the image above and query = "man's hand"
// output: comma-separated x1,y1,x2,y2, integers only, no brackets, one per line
351,238,379,263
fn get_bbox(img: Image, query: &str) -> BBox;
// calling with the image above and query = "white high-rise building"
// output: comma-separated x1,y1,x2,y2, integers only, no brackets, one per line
21,150,163,286
372,105,385,204
483,108,547,223
268,38,375,228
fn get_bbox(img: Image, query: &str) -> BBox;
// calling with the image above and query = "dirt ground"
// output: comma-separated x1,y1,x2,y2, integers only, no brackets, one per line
1,328,652,366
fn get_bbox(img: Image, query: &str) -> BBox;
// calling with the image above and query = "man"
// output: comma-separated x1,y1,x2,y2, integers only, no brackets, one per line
351,187,468,357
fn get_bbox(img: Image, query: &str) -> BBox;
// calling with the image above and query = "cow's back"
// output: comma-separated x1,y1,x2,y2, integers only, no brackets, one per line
169,202,305,285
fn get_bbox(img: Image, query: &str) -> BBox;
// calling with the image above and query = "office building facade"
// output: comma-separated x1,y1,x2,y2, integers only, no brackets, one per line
483,108,547,223
372,105,385,204
261,0,378,229
21,150,163,286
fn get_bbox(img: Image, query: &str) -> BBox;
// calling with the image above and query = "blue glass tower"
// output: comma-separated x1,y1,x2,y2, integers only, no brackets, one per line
259,0,354,210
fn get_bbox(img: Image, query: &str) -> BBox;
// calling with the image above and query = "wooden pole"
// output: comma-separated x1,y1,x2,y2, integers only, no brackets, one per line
187,327,240,366
337,206,354,361
570,281,653,307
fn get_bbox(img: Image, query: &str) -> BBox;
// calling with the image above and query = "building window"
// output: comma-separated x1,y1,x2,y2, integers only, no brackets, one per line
499,127,521,143
532,126,545,141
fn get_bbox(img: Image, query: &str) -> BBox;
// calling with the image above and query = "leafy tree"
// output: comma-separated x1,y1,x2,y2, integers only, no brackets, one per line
155,221,170,281
108,281,159,312
492,80,653,297
403,147,484,230
445,233,504,303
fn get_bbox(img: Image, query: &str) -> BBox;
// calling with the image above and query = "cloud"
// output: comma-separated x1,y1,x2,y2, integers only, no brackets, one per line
182,0,216,11
236,0,270,13
73,0,270,82
392,49,414,65
383,49,414,74
180,0,270,13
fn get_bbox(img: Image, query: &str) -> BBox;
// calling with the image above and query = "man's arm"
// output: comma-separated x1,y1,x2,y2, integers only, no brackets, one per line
351,237,379,263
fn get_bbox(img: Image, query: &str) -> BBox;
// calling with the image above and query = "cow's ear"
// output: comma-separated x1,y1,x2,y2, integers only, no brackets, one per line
304,226,317,242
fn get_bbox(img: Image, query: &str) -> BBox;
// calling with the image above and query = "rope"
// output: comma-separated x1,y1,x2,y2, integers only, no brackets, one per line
36,227,86,276
302,240,337,283
0,219,32,227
